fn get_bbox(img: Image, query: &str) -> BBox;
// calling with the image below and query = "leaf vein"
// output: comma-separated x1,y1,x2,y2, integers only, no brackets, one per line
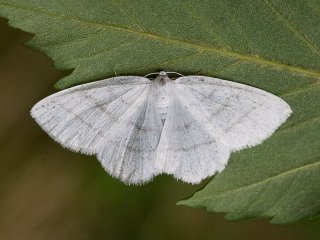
40,30,105,48
213,59,244,74
191,160,320,200
280,82,320,97
279,115,320,133
264,0,320,56
67,38,140,63
181,3,230,49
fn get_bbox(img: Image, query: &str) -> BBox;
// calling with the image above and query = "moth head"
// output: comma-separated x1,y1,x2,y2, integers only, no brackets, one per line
159,71,168,76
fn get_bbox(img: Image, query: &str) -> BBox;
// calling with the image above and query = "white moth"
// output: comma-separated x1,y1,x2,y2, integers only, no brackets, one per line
31,71,292,184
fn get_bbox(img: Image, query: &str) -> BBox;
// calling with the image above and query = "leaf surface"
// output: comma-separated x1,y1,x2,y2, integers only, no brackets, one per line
1,0,319,223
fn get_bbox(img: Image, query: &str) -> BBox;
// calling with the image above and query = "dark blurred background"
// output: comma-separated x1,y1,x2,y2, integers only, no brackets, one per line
0,17,319,240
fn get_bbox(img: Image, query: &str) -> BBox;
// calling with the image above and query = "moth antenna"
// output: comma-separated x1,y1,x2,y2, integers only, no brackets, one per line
144,72,160,78
165,71,184,77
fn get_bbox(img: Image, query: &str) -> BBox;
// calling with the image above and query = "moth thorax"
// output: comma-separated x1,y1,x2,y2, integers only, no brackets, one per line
154,78,170,124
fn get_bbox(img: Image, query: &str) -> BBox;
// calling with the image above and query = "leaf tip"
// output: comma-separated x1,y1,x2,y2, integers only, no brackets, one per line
176,198,197,207
54,80,65,90
176,200,187,206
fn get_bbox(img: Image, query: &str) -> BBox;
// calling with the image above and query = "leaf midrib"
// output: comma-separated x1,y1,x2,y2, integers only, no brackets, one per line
1,1,320,78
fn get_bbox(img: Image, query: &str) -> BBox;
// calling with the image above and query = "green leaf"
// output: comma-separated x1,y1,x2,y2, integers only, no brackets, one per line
1,0,319,224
